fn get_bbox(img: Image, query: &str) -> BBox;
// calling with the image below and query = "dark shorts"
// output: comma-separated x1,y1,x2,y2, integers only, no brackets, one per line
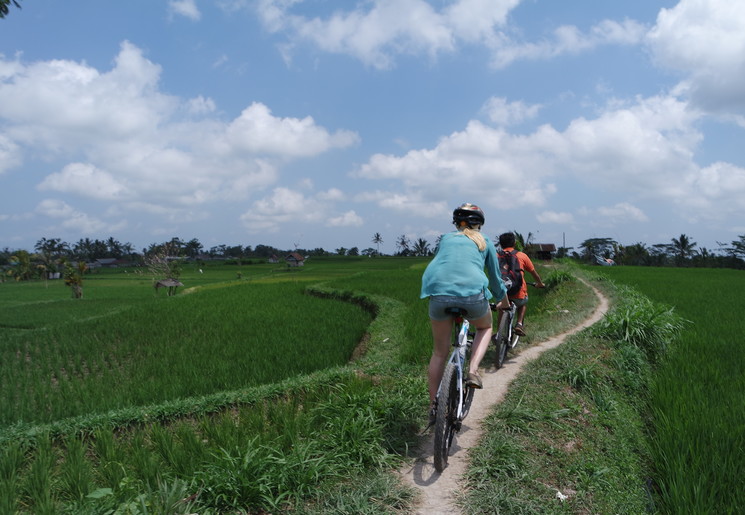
428,292,490,321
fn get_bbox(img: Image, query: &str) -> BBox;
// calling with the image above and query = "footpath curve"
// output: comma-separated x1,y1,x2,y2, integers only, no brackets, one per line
399,281,610,515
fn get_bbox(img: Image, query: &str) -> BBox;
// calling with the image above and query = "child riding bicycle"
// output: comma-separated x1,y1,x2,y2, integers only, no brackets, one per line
497,232,544,336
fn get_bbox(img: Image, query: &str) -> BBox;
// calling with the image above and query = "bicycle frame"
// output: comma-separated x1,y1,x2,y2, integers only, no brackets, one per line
500,301,519,348
436,315,472,421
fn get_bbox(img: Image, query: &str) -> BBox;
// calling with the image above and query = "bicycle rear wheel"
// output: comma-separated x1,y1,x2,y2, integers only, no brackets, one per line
494,314,510,369
434,362,458,472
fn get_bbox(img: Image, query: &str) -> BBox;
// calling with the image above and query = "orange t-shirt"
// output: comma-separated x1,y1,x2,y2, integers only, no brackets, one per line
502,247,535,299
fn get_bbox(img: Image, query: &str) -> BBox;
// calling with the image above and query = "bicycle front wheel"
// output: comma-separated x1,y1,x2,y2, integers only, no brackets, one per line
494,314,510,369
434,362,458,472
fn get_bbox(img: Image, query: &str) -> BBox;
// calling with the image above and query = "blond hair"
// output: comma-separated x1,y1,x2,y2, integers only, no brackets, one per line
460,225,486,251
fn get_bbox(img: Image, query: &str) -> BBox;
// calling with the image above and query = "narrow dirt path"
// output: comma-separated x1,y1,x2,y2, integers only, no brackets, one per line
399,282,609,515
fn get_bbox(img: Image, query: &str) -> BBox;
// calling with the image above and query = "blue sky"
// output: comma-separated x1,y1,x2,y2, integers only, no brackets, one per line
2,0,745,255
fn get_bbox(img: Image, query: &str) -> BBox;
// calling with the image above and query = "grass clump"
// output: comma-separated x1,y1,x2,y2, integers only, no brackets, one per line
592,284,688,364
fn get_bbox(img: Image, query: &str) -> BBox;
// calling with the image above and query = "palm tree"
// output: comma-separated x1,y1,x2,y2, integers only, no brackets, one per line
620,242,649,266
412,238,431,257
372,233,383,256
669,234,697,265
106,237,124,258
34,237,69,258
395,234,411,256
729,234,745,259
0,0,21,19
185,238,203,258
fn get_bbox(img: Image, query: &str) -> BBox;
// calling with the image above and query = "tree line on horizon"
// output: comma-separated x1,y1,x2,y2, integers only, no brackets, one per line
2,232,745,283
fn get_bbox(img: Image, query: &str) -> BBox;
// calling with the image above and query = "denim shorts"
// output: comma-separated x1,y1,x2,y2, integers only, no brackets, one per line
511,296,529,307
428,292,490,321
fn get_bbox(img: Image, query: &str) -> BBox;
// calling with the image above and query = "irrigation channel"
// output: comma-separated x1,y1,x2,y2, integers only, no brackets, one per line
399,280,609,514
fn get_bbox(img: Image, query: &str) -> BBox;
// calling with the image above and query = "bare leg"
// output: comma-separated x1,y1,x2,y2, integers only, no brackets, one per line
428,318,453,403
516,304,527,326
467,311,494,376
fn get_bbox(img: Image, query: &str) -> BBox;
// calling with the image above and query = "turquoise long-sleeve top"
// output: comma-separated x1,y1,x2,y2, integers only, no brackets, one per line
420,231,507,301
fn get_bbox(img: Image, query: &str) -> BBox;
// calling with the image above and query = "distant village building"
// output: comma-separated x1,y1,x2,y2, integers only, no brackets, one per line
526,243,557,261
90,258,132,269
285,252,306,267
268,254,280,264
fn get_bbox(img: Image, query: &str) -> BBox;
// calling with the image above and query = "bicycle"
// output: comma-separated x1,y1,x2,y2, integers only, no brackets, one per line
492,282,537,369
432,307,476,473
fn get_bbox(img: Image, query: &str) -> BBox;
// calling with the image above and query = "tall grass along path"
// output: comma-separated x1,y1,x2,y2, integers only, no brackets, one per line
399,278,609,515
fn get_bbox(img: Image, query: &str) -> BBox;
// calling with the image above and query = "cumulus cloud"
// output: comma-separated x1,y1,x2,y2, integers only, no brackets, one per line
254,0,521,69
482,97,542,127
225,103,359,157
168,0,201,21
251,0,648,69
0,134,21,174
239,187,327,232
491,18,647,68
38,162,129,200
596,202,649,222
0,41,173,149
354,119,559,216
36,199,118,235
647,0,745,113
240,186,366,232
327,210,363,227
354,92,745,225
537,211,574,224
0,42,357,221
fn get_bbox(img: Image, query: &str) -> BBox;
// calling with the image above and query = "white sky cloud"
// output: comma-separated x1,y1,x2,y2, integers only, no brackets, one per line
537,211,574,225
168,0,202,21
647,0,745,113
38,163,130,200
482,97,542,127
256,0,521,69
224,102,359,157
327,210,363,227
0,134,21,174
0,41,358,231
36,199,116,235
490,18,648,68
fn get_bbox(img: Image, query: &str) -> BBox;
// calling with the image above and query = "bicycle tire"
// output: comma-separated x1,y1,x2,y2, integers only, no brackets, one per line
434,362,458,472
494,313,510,369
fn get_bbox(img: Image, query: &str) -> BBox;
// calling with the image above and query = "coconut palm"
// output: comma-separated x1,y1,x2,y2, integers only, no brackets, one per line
395,234,411,256
412,238,431,257
0,0,21,19
372,233,383,256
669,234,697,265
729,234,745,259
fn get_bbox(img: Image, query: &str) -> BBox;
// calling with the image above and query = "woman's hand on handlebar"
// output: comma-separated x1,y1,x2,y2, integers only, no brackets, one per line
493,296,510,311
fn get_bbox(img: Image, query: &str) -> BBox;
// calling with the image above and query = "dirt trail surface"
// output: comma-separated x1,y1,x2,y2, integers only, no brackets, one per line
399,282,609,515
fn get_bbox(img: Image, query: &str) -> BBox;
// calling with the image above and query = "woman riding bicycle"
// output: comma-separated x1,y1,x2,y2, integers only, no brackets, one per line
420,203,509,419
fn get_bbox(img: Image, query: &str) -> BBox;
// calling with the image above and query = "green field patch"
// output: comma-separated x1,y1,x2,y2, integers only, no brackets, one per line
590,266,745,513
0,280,374,427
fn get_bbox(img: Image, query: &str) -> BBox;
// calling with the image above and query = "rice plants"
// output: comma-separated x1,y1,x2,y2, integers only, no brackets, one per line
592,267,745,513
59,435,94,504
0,440,25,514
24,437,56,514
1,281,374,426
